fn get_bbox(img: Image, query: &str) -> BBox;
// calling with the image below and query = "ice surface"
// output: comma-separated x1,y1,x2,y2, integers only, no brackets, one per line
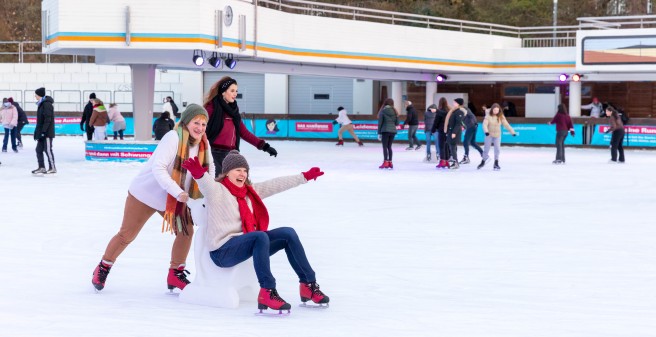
1,136,655,337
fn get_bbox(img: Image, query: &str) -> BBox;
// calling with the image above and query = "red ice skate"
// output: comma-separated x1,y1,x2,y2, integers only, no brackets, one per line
258,288,291,313
300,282,330,308
378,161,390,169
92,260,112,291
167,265,190,291
336,140,344,146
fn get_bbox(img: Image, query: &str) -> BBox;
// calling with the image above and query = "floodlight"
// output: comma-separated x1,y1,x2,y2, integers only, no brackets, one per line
436,74,448,82
558,74,568,82
192,50,205,66
225,54,237,69
208,52,221,68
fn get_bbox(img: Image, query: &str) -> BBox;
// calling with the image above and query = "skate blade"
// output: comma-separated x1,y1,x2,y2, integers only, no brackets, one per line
299,303,329,309
254,309,291,317
166,289,180,296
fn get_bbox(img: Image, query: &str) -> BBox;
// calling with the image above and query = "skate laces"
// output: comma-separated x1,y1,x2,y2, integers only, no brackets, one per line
173,268,191,284
97,263,111,282
268,288,285,303
308,282,325,297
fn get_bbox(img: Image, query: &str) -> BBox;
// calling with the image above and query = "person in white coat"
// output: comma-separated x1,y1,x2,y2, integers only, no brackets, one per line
581,97,603,118
1,98,19,153
333,106,363,146
91,104,215,292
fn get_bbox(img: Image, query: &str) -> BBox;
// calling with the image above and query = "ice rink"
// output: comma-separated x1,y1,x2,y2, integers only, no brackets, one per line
1,136,654,337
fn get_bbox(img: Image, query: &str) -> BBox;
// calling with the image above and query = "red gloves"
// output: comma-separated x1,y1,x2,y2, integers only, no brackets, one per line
181,156,208,179
302,167,324,181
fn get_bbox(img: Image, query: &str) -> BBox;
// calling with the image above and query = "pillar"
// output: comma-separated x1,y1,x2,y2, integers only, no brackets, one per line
426,82,437,108
131,64,156,141
391,81,403,114
568,80,582,117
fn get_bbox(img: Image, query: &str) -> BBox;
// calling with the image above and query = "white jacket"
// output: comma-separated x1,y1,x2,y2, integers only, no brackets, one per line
0,106,18,129
128,130,216,211
335,109,352,125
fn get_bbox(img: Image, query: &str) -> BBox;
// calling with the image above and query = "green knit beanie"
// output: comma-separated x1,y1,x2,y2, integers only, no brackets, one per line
180,103,209,126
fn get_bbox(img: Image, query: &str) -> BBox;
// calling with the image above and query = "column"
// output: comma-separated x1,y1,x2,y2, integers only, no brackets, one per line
426,81,437,108
391,81,403,114
264,74,288,114
131,64,156,141
568,80,582,117
353,79,373,115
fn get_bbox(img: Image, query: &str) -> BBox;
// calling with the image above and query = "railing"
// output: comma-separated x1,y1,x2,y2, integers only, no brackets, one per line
0,41,94,63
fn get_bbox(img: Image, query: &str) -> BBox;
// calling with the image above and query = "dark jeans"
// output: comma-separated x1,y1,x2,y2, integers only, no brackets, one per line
446,135,458,161
463,126,482,156
381,132,396,161
437,132,448,160
555,130,568,162
85,124,94,141
113,130,124,140
211,148,230,177
610,129,625,162
425,131,439,156
35,137,55,169
407,125,420,147
210,227,316,289
16,122,26,145
3,127,17,151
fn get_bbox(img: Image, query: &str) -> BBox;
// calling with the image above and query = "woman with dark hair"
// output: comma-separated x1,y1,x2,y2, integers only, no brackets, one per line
377,98,399,169
204,76,277,175
604,106,625,163
153,111,175,140
548,104,574,164
430,97,450,169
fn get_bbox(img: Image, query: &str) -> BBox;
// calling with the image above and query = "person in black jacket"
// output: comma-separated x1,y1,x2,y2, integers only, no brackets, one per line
153,111,175,140
8,97,28,148
444,98,466,169
32,87,56,174
402,101,421,150
431,97,450,169
80,93,96,140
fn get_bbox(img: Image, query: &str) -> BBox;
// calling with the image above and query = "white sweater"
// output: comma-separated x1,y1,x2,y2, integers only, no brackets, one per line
128,130,216,211
195,173,307,251
335,109,352,125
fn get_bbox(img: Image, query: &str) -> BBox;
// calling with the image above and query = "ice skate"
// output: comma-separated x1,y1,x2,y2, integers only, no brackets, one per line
405,146,414,150
299,282,330,309
167,265,190,292
378,161,390,169
31,167,47,175
92,260,113,291
424,153,431,162
46,168,57,174
477,158,488,170
459,155,470,164
257,288,291,316
493,160,501,171
449,160,459,170
415,145,422,151
336,140,344,146
358,141,364,147
436,159,449,169
387,161,393,170
552,160,563,165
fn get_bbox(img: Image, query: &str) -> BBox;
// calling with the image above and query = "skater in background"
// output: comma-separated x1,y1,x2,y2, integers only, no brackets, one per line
460,104,483,165
402,101,421,151
333,106,363,146
108,103,126,140
1,98,18,153
181,150,329,313
604,106,625,163
153,111,175,140
32,87,56,175
204,76,277,175
423,104,438,162
444,98,466,169
162,96,180,121
430,97,450,169
377,98,399,169
89,99,109,141
8,97,27,148
548,104,575,164
80,93,96,141
477,103,517,171
581,97,603,118
91,104,215,292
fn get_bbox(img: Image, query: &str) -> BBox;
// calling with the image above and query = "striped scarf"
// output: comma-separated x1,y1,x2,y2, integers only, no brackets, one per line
162,127,210,235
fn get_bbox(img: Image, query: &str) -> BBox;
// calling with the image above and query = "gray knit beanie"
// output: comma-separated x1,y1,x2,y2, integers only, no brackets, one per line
222,150,250,174
179,103,209,126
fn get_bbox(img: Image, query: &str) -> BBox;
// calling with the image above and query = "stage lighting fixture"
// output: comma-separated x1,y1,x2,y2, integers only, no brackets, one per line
192,50,205,66
225,54,237,69
558,74,568,82
208,52,221,68
436,74,448,82
571,74,583,82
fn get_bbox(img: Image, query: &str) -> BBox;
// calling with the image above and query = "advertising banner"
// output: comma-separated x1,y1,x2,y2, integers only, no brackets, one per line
478,123,584,145
253,118,289,138
24,117,138,136
85,141,158,162
590,125,656,147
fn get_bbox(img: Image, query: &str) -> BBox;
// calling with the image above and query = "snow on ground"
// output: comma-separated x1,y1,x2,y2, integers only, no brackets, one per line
1,136,655,337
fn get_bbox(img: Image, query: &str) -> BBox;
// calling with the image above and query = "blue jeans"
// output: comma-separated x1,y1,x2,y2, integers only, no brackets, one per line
407,125,420,147
463,126,483,156
425,131,439,156
3,127,17,151
209,227,316,289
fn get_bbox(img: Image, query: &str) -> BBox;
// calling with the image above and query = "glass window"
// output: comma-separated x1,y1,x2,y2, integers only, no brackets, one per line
535,86,556,94
314,94,330,100
581,86,592,97
503,85,529,97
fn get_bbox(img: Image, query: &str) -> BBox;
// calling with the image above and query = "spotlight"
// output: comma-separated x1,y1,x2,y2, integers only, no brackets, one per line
571,74,583,82
225,54,237,69
436,74,448,82
559,74,568,82
192,50,205,66
208,52,221,68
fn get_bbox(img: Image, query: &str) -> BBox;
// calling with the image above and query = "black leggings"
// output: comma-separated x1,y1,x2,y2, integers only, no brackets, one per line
438,132,449,160
211,148,230,177
381,132,396,161
610,129,625,162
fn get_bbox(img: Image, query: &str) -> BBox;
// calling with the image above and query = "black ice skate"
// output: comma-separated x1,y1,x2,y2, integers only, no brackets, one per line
459,155,470,164
477,158,488,170
493,160,500,171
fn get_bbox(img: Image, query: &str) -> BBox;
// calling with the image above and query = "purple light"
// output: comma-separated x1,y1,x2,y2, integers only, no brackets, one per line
436,74,447,82
559,74,568,82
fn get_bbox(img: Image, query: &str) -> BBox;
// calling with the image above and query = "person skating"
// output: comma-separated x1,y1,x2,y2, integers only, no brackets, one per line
80,93,96,141
430,97,450,169
548,104,574,164
424,104,438,162
32,87,56,175
444,98,466,169
181,150,329,313
8,97,27,148
333,106,363,146
1,98,19,153
478,103,517,171
89,99,109,141
153,111,175,140
402,101,421,150
460,104,483,164
377,98,399,169
108,103,126,140
204,76,277,175
604,106,625,163
91,104,215,292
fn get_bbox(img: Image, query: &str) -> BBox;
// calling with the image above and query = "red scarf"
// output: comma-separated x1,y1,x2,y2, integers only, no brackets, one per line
221,178,269,233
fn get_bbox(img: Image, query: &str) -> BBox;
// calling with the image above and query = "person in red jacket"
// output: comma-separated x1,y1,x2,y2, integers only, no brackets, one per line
203,76,277,176
548,104,575,164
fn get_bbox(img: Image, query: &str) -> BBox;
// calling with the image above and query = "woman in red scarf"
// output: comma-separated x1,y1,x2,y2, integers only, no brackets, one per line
182,150,328,313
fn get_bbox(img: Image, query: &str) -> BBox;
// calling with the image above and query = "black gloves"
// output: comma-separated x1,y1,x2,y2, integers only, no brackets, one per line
570,130,575,136
80,124,85,132
485,132,490,136
332,121,338,125
262,143,277,157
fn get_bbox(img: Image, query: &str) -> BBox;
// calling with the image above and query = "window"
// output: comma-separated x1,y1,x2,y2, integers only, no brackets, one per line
535,86,556,94
314,94,330,100
503,85,529,97
237,93,243,99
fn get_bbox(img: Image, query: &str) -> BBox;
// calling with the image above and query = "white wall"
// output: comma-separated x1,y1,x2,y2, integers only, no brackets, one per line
353,79,373,115
264,74,288,114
